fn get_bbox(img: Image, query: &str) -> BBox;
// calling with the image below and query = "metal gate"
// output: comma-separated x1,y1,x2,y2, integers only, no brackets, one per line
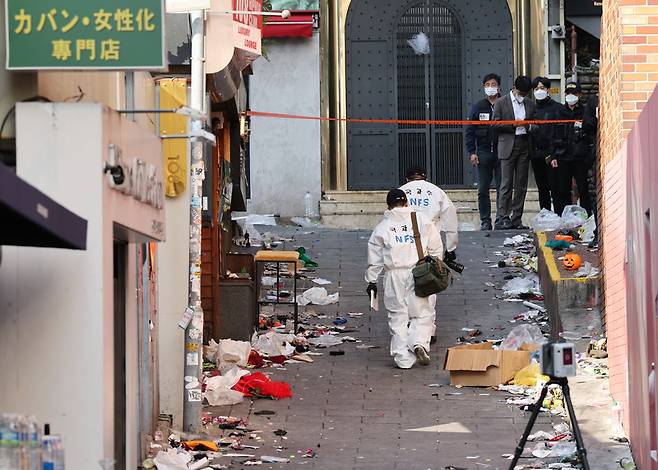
346,0,514,190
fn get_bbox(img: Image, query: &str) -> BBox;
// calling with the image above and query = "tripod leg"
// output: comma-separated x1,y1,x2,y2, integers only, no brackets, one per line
561,381,590,470
508,384,550,470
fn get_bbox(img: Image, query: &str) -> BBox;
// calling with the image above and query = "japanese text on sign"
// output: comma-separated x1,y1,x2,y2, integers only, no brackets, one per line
6,0,165,70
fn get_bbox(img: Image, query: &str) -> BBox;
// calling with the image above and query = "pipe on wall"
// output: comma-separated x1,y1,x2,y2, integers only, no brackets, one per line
519,0,532,75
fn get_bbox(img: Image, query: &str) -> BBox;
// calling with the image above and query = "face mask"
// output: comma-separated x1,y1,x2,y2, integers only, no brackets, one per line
534,89,548,101
515,93,525,104
565,94,579,105
484,86,498,97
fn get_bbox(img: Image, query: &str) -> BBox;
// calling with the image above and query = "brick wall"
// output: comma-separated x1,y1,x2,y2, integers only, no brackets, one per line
599,0,658,440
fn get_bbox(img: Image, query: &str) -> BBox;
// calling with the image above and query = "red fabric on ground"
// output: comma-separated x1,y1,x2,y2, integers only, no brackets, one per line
232,372,293,399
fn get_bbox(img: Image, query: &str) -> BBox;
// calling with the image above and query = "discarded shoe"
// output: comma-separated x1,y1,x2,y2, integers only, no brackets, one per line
414,346,430,366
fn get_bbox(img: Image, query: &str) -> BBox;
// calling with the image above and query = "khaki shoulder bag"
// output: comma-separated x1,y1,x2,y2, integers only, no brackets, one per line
410,212,451,297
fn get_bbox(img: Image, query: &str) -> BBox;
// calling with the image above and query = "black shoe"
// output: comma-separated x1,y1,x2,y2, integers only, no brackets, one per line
512,223,529,230
495,220,513,230
480,221,493,231
414,346,430,366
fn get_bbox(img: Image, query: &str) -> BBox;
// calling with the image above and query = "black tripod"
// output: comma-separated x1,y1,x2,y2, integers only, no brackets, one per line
508,376,590,470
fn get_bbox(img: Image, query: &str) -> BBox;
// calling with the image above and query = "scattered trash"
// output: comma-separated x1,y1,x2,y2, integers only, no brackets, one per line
561,205,588,229
545,239,572,250
312,277,332,285
499,324,546,351
511,363,549,387
333,317,348,325
217,339,251,368
502,274,542,298
531,209,563,232
297,287,339,306
573,261,600,278
273,429,288,436
153,449,192,470
296,247,318,267
308,334,343,348
261,456,291,463
204,366,250,406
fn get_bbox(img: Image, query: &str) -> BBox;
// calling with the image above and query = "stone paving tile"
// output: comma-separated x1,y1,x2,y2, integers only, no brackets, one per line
204,228,627,469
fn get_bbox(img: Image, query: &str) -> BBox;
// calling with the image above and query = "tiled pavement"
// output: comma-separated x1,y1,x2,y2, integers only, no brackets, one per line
206,228,627,469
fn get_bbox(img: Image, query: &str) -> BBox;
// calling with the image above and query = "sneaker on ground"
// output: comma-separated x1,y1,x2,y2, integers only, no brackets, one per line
414,346,430,366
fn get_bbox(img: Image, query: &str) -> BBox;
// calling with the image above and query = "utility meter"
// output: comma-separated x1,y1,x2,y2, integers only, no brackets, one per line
540,342,577,378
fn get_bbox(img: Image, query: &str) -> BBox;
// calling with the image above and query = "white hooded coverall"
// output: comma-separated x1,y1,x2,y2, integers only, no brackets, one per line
366,207,444,368
399,179,459,316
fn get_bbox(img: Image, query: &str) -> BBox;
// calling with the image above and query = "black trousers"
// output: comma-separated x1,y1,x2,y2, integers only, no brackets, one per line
530,158,558,212
556,160,592,216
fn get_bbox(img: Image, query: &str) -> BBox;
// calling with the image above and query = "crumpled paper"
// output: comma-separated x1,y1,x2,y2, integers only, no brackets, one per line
217,339,251,368
251,331,296,357
308,334,343,348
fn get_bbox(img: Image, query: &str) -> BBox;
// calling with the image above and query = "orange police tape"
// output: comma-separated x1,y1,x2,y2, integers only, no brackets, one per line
245,110,579,126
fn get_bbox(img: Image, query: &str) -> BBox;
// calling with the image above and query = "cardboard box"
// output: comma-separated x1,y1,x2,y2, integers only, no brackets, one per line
443,342,534,387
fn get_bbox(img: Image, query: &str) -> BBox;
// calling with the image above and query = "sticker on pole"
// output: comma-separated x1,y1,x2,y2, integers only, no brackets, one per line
178,307,194,329
187,389,202,402
186,352,199,366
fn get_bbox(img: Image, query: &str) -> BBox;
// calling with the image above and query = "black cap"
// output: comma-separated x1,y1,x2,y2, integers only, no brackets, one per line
565,82,582,94
405,166,427,179
386,189,407,207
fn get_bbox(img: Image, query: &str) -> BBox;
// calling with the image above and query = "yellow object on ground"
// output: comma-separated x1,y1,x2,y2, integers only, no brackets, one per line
510,363,549,387
181,440,220,452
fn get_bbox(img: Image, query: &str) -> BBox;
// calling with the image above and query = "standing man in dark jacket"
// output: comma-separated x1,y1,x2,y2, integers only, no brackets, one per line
529,76,561,212
465,73,502,231
551,82,592,216
493,75,536,230
583,93,599,247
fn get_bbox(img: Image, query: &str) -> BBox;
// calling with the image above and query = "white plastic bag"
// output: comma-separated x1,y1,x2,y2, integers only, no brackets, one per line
308,334,343,348
217,339,251,367
297,287,339,306
251,331,296,357
579,215,596,242
203,339,219,363
407,32,430,55
560,205,588,229
502,274,541,297
499,324,546,351
153,449,192,470
204,366,250,406
531,209,563,232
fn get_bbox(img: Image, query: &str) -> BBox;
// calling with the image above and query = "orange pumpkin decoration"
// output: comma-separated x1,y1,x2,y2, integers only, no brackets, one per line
563,253,582,271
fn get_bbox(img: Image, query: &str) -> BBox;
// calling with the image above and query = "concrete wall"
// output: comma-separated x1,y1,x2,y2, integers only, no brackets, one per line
0,103,165,468
248,32,321,217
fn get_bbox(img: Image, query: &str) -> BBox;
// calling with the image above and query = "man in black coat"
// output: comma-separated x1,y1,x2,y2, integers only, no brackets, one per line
551,82,593,216
529,76,561,212
465,73,502,231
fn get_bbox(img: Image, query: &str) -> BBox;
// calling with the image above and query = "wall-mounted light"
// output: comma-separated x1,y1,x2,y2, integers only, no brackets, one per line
103,144,125,186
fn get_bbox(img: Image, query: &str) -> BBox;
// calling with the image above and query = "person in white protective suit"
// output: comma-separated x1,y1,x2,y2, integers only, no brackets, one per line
399,166,459,342
365,189,444,369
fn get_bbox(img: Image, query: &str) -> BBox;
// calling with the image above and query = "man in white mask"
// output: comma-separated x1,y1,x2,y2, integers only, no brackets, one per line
465,73,502,230
365,189,443,369
493,75,536,230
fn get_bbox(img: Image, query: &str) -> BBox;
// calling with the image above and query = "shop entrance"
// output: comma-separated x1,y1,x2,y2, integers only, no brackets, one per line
345,0,514,189
113,240,127,469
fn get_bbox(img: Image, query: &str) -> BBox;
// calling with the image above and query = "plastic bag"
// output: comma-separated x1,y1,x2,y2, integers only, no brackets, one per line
573,261,600,278
153,449,192,470
511,363,549,387
204,366,250,406
579,215,596,242
217,339,251,367
560,205,588,229
502,274,541,297
297,287,339,306
203,339,219,363
251,331,296,357
531,208,563,232
407,32,430,55
308,334,343,348
499,324,546,351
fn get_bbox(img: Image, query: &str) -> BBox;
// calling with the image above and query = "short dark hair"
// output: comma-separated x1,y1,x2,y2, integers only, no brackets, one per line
532,76,551,89
514,75,532,93
386,189,407,208
405,166,427,180
482,73,501,86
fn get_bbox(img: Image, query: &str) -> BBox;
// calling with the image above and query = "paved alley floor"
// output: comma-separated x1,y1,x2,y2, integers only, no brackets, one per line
206,228,630,470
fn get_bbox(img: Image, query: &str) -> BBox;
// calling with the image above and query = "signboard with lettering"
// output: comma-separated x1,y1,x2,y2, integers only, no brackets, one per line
5,0,165,70
232,0,262,56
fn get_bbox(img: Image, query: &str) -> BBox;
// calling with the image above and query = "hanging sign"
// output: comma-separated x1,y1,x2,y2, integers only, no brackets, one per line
5,0,166,70
232,0,262,56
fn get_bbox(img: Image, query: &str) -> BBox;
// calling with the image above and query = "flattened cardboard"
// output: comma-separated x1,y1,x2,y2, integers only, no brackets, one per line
443,342,532,387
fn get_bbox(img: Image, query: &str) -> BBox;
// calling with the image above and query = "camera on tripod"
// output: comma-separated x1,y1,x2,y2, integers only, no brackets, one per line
539,341,577,378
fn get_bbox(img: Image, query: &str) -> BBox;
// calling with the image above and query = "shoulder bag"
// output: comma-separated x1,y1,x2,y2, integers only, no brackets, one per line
410,212,451,297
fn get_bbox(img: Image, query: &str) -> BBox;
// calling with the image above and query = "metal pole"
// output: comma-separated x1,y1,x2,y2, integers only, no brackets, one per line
183,9,205,433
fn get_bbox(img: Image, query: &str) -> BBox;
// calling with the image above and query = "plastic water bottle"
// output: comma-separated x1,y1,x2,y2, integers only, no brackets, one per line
42,436,56,470
0,413,20,469
304,191,313,219
28,417,41,470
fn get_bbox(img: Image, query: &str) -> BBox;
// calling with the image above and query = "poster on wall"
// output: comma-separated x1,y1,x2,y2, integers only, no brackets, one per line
5,0,166,69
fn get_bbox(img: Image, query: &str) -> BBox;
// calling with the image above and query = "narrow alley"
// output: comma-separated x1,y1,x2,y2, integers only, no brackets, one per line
202,228,629,469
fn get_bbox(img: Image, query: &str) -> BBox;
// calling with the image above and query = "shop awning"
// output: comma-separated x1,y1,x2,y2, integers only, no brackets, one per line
567,15,601,39
263,13,315,39
0,163,87,250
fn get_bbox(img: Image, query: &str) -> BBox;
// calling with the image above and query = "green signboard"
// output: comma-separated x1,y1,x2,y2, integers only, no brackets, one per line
5,0,165,70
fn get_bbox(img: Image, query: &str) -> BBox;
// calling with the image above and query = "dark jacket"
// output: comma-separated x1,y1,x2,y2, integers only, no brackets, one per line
582,95,599,165
553,103,590,162
529,97,561,160
465,98,497,156
493,93,537,160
